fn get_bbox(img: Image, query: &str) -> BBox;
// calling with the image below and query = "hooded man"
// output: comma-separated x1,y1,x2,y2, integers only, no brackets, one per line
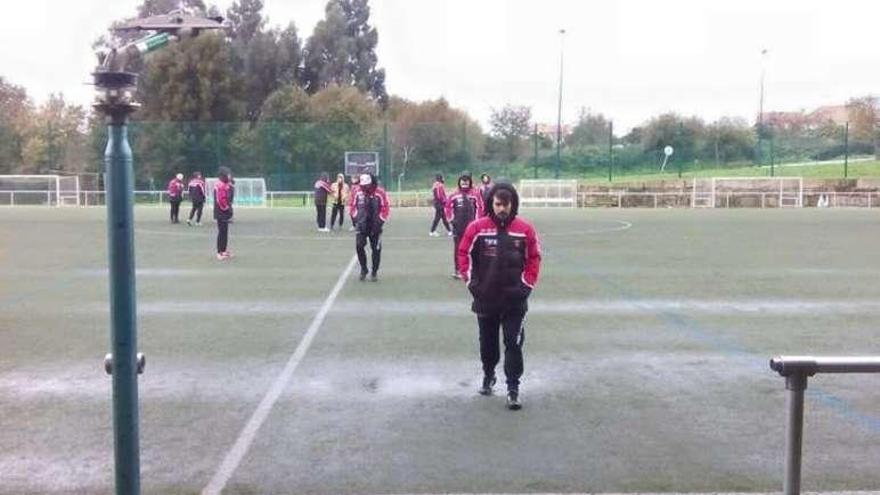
457,182,541,410
444,172,484,278
314,172,333,232
429,173,452,237
349,173,390,281
167,173,185,223
213,167,235,260
186,171,206,226
478,173,494,209
329,173,350,230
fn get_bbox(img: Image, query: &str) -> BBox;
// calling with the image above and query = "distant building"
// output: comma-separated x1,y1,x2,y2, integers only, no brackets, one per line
807,105,849,126
534,123,572,141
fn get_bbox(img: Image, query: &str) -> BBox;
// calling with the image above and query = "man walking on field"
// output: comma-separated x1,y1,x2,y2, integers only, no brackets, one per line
457,182,541,410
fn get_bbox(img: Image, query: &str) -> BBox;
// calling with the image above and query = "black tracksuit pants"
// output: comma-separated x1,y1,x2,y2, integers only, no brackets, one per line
430,204,450,233
217,218,230,253
356,232,382,275
478,307,526,392
170,199,181,222
189,201,204,222
316,203,327,229
330,202,345,228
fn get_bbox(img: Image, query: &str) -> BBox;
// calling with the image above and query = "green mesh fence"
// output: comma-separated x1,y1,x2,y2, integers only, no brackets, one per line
97,121,873,191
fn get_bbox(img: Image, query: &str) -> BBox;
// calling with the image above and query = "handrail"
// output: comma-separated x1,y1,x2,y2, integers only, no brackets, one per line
769,355,880,495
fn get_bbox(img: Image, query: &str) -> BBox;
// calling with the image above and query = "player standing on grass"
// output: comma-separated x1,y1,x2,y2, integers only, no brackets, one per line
350,173,390,281
214,167,234,260
478,173,494,210
186,171,206,226
457,182,541,410
429,173,452,237
445,172,483,278
314,172,332,232
167,173,185,223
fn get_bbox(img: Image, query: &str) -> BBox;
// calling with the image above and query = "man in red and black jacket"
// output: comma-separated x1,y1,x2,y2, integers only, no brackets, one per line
167,173,185,223
445,172,484,278
186,171,206,226
213,167,234,260
457,182,541,410
429,174,452,237
349,173,390,281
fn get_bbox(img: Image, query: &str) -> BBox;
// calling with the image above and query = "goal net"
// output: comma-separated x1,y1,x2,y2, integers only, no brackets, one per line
518,179,578,207
206,177,267,207
692,177,803,208
0,175,80,206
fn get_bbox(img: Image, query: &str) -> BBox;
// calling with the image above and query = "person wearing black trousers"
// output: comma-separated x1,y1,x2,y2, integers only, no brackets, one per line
314,172,332,232
329,173,350,230
350,174,391,281
429,174,452,237
444,172,483,278
457,183,542,410
213,167,234,260
167,173,185,223
186,171,206,226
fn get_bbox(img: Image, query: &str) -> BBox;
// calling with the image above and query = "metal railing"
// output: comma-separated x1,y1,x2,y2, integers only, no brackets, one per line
769,356,880,495
3,189,879,209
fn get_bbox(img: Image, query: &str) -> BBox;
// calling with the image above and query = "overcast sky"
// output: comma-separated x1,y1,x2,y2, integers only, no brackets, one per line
1,0,878,132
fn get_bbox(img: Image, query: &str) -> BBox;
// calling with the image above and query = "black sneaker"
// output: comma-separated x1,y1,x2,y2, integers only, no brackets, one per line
369,273,378,282
478,375,496,396
359,270,368,281
506,390,522,410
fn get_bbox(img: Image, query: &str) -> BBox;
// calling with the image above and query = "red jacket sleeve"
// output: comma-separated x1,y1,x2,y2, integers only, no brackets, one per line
378,188,391,222
457,220,480,281
444,193,455,222
475,190,485,218
522,223,542,288
348,189,358,218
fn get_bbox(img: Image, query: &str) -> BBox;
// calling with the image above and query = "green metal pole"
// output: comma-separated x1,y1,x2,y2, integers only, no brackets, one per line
608,120,614,182
533,124,538,179
770,135,775,177
844,121,849,178
105,110,141,495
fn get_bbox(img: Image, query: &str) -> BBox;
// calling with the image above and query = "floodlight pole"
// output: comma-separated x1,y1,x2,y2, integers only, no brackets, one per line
555,28,565,180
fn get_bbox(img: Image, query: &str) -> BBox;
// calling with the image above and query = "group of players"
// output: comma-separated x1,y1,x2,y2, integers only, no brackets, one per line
165,167,541,410
315,169,542,409
166,167,234,259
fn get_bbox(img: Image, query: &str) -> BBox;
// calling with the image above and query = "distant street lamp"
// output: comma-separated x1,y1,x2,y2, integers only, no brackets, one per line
758,48,769,166
555,28,566,179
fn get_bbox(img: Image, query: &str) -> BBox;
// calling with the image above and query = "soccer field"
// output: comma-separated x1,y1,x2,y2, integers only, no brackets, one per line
2,206,880,494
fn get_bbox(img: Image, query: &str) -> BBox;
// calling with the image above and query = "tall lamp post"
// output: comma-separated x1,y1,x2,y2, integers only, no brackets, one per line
93,11,224,495
555,28,566,179
758,48,768,164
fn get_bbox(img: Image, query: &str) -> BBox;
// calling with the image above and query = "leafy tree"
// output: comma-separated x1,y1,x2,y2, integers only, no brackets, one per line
569,108,611,148
0,77,33,174
640,113,705,165
21,94,88,174
303,0,387,105
226,0,265,43
704,117,755,164
489,104,531,163
387,97,482,179
846,95,878,158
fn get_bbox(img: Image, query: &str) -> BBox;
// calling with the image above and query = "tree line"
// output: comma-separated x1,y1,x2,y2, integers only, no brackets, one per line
1,0,878,187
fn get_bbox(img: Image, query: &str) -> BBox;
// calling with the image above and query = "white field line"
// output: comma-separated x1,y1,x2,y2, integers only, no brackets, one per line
73,298,880,317
201,255,358,495
134,220,632,242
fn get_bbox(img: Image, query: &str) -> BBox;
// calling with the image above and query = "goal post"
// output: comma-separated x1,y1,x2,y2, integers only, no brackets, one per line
693,177,803,208
0,175,80,207
518,179,578,207
205,177,267,207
